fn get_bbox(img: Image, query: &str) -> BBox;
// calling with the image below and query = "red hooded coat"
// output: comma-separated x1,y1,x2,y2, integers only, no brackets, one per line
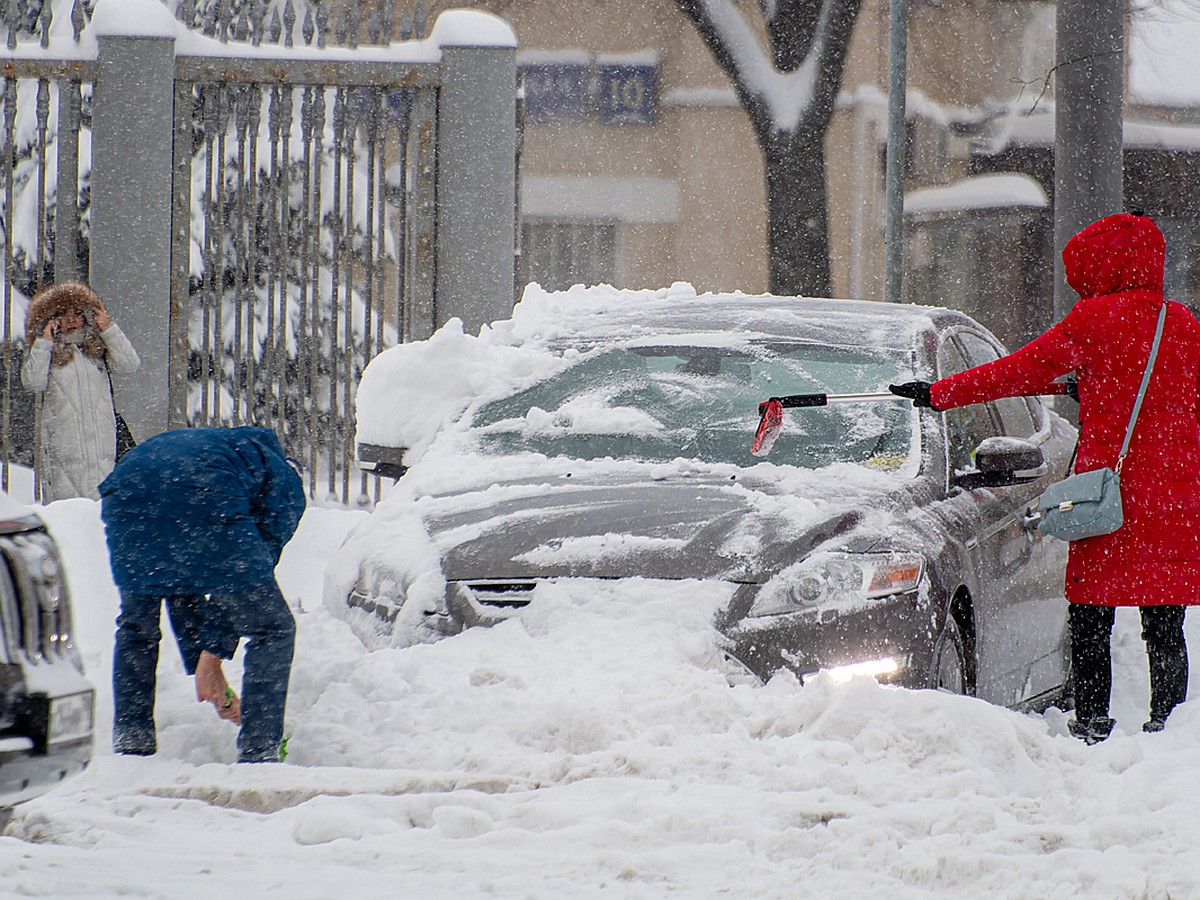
931,213,1200,606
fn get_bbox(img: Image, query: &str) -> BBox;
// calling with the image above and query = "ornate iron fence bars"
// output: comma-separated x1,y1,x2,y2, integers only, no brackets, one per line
174,0,441,505
0,2,94,495
0,0,515,508
175,51,439,505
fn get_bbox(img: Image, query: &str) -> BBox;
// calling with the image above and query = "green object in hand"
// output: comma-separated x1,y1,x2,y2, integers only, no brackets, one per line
224,686,234,707
279,734,291,762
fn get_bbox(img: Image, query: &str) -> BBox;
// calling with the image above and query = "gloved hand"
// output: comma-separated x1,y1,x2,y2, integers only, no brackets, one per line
889,381,935,409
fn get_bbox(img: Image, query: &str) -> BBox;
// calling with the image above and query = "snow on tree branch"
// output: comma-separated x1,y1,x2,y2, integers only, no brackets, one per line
678,0,859,136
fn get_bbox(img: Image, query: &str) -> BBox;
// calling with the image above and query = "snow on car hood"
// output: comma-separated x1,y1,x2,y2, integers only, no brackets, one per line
427,468,809,582
324,451,910,630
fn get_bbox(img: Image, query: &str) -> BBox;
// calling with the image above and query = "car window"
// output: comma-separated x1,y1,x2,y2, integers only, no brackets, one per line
470,343,918,471
993,394,1041,439
955,332,1038,439
939,338,998,473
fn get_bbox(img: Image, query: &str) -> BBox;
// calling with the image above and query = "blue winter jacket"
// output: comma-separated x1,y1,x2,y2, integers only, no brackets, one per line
99,427,306,595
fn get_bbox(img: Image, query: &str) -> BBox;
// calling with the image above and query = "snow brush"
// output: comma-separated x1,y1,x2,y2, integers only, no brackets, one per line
749,383,1077,457
751,393,898,457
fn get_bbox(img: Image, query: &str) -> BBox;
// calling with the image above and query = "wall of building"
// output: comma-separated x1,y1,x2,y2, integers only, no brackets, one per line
328,0,1068,304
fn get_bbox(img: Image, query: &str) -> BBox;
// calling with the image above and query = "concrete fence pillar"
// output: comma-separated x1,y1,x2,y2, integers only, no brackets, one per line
88,1,178,442
432,12,518,335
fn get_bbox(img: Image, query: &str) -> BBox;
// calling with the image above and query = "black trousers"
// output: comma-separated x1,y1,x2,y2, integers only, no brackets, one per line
1069,604,1189,721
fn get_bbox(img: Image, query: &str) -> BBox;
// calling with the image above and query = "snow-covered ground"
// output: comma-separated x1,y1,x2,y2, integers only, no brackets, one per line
0,483,1197,898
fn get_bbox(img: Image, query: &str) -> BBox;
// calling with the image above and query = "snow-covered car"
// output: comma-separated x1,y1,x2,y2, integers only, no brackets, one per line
0,491,93,824
328,284,1076,711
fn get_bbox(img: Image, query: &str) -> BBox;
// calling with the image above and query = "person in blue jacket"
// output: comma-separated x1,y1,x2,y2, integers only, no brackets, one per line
99,426,306,763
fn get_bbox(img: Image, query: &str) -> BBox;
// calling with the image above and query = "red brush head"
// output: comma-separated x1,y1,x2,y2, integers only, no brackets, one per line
751,398,784,458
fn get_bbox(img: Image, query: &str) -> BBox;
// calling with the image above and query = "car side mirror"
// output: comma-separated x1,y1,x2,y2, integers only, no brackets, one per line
356,442,409,480
953,437,1044,489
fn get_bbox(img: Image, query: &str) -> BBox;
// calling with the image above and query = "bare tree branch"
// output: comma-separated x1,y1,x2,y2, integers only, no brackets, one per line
1014,50,1123,116
676,0,771,129
676,0,860,139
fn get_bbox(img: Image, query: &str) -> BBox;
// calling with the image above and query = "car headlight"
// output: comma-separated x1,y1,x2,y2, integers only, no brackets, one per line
36,548,63,610
748,551,925,618
349,566,408,623
4,532,79,665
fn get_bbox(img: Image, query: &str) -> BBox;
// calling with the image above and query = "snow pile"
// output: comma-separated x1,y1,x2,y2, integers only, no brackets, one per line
5,276,1200,895
1,490,1199,896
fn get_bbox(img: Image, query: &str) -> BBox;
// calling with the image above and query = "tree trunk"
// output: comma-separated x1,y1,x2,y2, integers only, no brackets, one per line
764,132,831,297
675,0,861,300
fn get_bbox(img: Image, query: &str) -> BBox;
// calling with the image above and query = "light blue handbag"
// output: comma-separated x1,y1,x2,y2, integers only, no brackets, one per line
1036,303,1166,542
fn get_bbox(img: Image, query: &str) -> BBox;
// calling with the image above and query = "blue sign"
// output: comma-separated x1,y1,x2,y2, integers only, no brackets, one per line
596,63,657,125
520,63,590,125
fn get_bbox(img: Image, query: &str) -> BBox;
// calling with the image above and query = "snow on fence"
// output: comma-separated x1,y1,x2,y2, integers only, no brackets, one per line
0,0,518,505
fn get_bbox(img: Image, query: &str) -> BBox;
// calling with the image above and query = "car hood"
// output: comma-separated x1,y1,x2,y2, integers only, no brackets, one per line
416,464,909,584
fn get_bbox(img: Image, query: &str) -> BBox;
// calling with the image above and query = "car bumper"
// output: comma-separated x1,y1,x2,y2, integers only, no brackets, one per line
0,668,95,810
0,733,92,808
350,574,940,691
722,589,936,688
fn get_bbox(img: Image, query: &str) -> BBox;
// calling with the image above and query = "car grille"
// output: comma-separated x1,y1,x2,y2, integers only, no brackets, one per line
461,580,537,609
0,532,73,665
347,587,401,623
348,578,538,631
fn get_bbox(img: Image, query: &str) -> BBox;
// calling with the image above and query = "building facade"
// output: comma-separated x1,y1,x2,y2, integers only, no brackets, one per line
331,0,1200,351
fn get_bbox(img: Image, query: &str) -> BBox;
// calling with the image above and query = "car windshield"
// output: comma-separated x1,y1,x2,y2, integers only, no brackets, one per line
469,342,917,470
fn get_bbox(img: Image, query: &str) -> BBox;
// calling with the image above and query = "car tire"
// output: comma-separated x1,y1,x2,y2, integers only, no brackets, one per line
930,617,972,696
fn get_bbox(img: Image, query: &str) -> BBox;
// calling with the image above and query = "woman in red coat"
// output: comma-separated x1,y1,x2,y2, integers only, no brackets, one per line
892,212,1200,743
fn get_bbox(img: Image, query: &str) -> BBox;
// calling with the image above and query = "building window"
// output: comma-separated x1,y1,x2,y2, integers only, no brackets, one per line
520,221,617,291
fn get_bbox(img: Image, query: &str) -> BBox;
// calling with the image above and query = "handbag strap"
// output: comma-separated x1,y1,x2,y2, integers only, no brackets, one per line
1116,302,1168,474
103,357,123,423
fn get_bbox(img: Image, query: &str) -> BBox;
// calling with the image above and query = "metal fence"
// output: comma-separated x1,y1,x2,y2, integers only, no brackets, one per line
0,12,94,493
0,0,517,505
177,47,439,505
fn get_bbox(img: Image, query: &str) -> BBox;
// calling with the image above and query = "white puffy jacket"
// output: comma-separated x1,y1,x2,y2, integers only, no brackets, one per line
21,324,140,502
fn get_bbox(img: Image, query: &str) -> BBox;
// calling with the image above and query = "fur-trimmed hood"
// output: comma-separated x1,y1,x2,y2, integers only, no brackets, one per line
25,282,108,366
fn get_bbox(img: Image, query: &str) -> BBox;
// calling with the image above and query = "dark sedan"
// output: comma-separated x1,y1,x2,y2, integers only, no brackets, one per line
336,294,1076,711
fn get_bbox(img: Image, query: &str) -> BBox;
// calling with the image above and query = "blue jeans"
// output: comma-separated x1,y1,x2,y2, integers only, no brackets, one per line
113,582,295,763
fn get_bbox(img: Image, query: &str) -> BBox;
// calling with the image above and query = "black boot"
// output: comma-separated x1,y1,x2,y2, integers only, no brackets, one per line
1069,605,1116,745
1069,715,1115,745
1141,606,1188,727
